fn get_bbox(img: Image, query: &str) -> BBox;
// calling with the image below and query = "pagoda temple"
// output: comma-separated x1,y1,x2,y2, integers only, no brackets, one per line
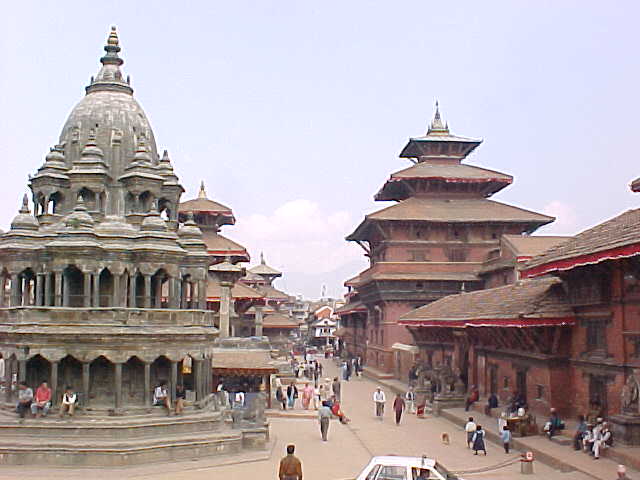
343,104,553,376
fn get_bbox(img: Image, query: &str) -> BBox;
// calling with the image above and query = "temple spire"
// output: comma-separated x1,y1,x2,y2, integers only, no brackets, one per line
427,100,449,135
19,194,30,214
86,26,133,95
198,181,207,199
260,252,265,264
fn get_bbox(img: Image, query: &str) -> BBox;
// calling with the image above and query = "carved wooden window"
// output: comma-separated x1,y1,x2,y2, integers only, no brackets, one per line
585,320,607,353
567,271,610,306
536,384,545,400
447,248,468,262
408,250,427,262
503,376,510,390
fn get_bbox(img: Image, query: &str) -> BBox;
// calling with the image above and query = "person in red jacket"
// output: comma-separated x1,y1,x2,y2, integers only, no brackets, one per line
31,381,52,417
465,385,479,412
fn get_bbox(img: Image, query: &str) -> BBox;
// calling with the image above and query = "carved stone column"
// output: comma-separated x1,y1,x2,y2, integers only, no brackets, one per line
143,275,151,308
255,305,264,337
54,272,62,307
83,272,91,307
82,362,90,407
180,279,187,309
62,272,70,307
197,280,206,310
50,361,59,406
114,362,123,410
168,277,178,309
9,273,20,307
92,272,100,307
35,273,44,306
18,359,27,382
144,362,151,407
44,272,52,307
170,360,178,404
129,273,136,308
154,278,162,308
112,273,121,307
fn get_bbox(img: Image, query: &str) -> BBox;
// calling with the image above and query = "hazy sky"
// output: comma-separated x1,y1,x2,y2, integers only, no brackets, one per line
2,1,640,299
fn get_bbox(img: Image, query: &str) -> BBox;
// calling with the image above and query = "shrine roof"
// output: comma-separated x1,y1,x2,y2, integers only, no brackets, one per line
344,274,361,287
347,197,553,240
249,263,282,276
501,234,571,259
202,231,249,259
211,348,278,373
364,271,480,282
387,162,511,183
399,277,573,327
335,301,367,316
178,182,234,217
207,278,264,300
256,284,290,300
263,313,299,329
524,208,640,277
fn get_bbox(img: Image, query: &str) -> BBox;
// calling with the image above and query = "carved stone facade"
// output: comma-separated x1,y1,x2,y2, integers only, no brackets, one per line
0,27,216,411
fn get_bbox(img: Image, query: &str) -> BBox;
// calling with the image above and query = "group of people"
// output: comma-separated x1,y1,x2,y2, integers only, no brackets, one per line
291,357,323,384
153,380,187,416
340,357,362,381
16,381,77,420
573,415,613,459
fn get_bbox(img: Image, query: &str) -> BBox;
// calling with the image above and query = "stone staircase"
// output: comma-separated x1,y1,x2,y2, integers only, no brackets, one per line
0,404,267,466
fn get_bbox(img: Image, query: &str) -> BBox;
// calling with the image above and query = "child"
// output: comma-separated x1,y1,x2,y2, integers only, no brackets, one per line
472,425,487,455
501,425,512,453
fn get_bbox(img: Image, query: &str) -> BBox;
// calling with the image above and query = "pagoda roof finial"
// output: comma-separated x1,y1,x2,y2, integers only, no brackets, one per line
198,181,207,199
86,26,132,95
427,100,449,135
260,251,265,264
19,194,30,214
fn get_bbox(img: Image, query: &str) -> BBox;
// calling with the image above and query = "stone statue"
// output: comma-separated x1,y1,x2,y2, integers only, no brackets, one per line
622,374,640,415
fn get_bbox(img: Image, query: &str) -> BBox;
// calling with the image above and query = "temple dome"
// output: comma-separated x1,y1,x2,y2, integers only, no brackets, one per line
58,27,158,177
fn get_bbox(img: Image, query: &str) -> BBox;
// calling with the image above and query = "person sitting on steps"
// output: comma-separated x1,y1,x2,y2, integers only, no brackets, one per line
153,380,171,415
59,385,77,418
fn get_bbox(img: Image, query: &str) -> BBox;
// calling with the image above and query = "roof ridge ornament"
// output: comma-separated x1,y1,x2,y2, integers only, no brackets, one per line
19,194,30,214
86,26,133,95
198,180,207,199
427,100,450,136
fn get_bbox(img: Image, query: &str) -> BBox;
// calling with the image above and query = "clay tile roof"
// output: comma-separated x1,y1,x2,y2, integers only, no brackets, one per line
178,197,233,215
392,163,511,183
263,313,299,329
335,301,367,316
367,272,480,282
347,198,553,241
525,208,640,276
256,285,290,300
249,263,282,276
211,349,278,372
201,231,249,257
344,275,361,287
207,278,264,300
502,235,571,258
399,277,573,327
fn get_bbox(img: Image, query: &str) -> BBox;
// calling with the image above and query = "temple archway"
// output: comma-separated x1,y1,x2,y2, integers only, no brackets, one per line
63,265,83,307
89,356,114,406
99,268,113,307
150,356,170,391
151,269,168,308
59,355,82,394
26,354,51,391
123,356,145,406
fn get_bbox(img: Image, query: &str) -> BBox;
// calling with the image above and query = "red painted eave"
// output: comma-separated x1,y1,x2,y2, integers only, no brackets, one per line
523,243,640,278
399,316,575,328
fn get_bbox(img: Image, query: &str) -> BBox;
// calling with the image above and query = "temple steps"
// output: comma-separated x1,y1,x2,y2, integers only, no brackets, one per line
0,429,247,466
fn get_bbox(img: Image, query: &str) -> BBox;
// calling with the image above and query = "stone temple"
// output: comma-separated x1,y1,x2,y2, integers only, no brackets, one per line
0,27,266,466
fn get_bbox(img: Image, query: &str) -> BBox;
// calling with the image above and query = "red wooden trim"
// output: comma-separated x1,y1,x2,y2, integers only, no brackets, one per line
523,243,640,278
398,316,574,328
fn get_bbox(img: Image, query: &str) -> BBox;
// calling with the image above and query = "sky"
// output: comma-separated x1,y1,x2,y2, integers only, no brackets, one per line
2,1,640,299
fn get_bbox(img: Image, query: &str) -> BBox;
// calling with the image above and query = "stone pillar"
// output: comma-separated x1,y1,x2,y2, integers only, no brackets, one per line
50,361,59,406
194,359,202,401
44,272,52,307
18,359,27,382
83,272,91,307
112,273,121,307
143,275,151,308
54,272,63,307
168,277,178,309
170,360,178,404
129,274,136,308
197,280,206,310
180,279,187,309
23,277,32,306
82,362,90,407
92,273,100,307
219,282,232,338
35,273,44,306
62,272,70,307
144,362,151,407
255,305,264,336
9,274,20,307
154,278,162,308
114,362,123,410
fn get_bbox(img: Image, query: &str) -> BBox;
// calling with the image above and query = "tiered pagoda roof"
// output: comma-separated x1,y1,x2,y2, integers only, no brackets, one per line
178,181,235,226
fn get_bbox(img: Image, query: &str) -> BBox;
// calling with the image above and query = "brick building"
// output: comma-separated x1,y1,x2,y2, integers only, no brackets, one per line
341,104,552,376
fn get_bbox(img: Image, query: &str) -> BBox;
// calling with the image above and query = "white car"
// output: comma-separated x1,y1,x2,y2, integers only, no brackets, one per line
355,456,461,480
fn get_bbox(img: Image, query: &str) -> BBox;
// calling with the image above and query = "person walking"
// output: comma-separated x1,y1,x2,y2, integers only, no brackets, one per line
287,382,298,409
472,425,487,455
405,386,416,414
302,383,314,410
278,444,303,480
332,377,341,403
393,393,405,425
501,426,512,454
373,387,386,420
318,401,332,441
465,417,477,448
276,386,287,410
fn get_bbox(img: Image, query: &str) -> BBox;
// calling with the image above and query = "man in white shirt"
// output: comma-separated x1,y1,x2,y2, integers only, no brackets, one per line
373,387,386,420
59,385,77,418
465,417,477,448
405,386,416,414
153,380,171,414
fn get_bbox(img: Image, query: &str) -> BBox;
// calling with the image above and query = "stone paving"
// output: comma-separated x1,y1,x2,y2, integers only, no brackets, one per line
0,358,610,479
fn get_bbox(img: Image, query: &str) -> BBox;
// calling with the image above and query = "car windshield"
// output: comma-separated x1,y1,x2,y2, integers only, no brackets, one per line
433,462,454,480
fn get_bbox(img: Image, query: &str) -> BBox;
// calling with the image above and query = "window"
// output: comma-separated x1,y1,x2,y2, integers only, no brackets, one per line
366,465,381,480
377,465,407,480
503,376,510,389
416,282,424,290
447,248,467,262
409,250,427,262
536,385,545,400
585,320,607,352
